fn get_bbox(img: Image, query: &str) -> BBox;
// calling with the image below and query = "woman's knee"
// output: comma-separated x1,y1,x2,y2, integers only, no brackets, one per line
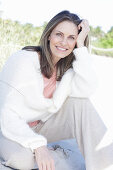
65,97,97,119
4,148,34,170
66,97,89,105
65,97,90,110
68,97,93,108
0,132,35,169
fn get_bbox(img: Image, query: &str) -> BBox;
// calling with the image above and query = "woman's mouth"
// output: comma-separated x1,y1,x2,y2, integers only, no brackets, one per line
56,46,68,51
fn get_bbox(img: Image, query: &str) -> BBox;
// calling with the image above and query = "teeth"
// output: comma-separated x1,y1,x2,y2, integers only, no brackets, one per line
57,47,67,51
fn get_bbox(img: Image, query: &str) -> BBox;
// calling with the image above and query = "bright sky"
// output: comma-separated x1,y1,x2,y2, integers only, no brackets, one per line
0,0,113,32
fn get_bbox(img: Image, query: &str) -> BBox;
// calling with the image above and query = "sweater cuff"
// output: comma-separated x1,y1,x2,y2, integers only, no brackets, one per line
24,136,47,152
73,47,90,61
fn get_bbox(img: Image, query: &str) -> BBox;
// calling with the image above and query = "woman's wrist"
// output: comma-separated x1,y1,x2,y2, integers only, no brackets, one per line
34,145,47,153
76,42,84,48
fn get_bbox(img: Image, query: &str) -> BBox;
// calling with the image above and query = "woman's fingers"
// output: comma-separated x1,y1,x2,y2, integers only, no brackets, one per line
38,162,43,170
78,19,90,33
46,162,51,170
38,160,55,170
35,146,55,170
38,160,54,170
76,19,90,47
50,159,55,170
42,162,46,170
40,159,55,170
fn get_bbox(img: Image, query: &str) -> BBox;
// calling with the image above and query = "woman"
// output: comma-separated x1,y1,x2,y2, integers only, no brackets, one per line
0,10,113,170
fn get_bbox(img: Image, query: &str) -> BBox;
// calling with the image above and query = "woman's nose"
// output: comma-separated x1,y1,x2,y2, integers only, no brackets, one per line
61,37,68,45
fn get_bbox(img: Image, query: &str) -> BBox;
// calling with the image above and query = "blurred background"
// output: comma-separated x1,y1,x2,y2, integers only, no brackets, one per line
0,0,113,132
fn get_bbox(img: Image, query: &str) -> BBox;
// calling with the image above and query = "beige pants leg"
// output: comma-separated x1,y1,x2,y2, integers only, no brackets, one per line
34,97,113,170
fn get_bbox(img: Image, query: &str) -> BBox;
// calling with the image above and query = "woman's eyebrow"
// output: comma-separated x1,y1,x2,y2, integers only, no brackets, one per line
55,30,76,36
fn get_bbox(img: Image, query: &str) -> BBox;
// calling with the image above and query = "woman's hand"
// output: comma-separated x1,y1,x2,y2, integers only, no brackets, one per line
76,19,90,48
35,146,55,170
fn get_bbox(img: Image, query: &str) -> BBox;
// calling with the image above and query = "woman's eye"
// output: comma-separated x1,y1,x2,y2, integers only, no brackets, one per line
56,33,62,36
69,36,75,40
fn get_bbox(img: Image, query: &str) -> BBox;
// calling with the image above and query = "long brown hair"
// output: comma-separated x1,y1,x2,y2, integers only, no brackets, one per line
22,10,89,81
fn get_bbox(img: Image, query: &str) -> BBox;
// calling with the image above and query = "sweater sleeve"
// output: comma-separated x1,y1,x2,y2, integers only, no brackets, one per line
70,47,98,97
0,50,47,151
0,98,47,151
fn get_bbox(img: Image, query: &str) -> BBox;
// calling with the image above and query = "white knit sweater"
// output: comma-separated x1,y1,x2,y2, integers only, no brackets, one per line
0,47,97,151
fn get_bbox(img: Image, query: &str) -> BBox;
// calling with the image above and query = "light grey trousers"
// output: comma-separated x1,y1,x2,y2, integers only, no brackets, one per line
0,97,113,170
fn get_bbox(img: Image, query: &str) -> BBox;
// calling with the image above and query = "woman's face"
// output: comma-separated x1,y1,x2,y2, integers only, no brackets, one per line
49,20,78,64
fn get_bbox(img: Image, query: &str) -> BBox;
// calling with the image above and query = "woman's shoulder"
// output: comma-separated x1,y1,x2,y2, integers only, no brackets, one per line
7,49,40,68
11,49,39,61
0,49,41,83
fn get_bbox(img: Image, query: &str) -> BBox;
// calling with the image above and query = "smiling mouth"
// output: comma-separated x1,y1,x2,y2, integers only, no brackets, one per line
56,46,68,51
